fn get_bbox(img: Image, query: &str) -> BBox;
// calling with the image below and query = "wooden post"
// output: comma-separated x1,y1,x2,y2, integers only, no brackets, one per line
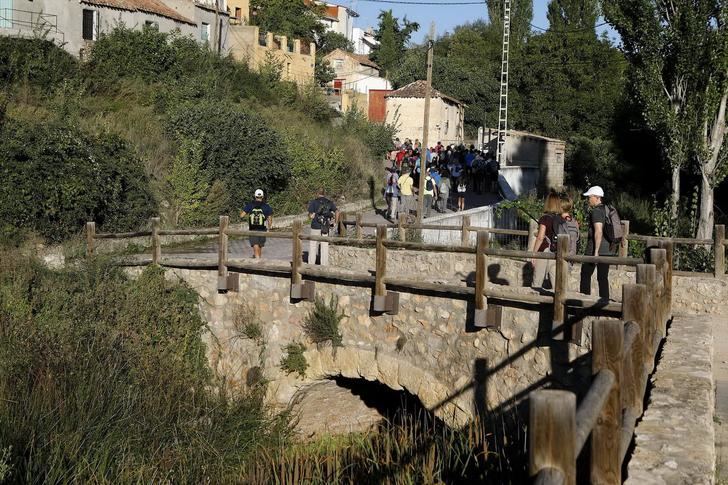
591,320,623,485
621,283,648,414
151,217,161,264
715,224,725,278
86,221,95,257
529,390,576,485
290,220,313,301
217,215,229,292
398,213,407,242
528,218,538,252
338,211,347,237
461,215,471,247
658,241,673,324
474,231,489,327
619,220,630,258
373,225,388,312
636,264,657,362
649,248,667,331
356,213,363,240
552,233,569,340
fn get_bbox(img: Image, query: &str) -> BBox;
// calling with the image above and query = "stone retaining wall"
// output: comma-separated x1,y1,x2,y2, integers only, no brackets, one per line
626,315,716,484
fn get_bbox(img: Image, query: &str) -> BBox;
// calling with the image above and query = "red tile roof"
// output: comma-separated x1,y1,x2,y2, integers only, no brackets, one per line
385,80,463,106
81,0,195,25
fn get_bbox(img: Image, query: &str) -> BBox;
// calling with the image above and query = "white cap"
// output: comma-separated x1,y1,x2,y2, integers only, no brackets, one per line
254,189,264,198
583,186,604,198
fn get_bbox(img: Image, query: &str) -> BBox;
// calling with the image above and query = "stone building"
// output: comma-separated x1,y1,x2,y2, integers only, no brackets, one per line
483,129,566,195
0,0,229,58
385,80,465,146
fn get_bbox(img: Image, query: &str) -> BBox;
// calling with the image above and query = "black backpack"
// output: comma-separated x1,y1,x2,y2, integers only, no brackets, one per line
425,177,434,192
249,203,267,228
316,199,334,234
549,215,580,255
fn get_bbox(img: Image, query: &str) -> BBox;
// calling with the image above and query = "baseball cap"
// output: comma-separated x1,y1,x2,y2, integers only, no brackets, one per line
254,189,264,198
583,186,605,197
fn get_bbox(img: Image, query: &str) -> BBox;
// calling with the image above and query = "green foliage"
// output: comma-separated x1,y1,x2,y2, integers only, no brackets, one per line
0,255,289,482
0,446,11,482
303,295,345,348
165,100,292,214
565,136,620,196
233,302,264,343
341,106,399,160
0,37,78,88
314,57,336,86
0,118,156,241
371,10,420,76
280,342,308,378
487,0,533,46
316,31,354,56
250,0,325,41
164,139,209,226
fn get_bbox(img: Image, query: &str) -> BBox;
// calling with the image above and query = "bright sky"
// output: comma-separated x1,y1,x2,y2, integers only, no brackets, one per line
344,0,616,44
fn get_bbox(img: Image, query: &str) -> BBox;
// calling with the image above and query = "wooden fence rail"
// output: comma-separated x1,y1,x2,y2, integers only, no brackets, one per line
85,217,675,331
530,247,671,484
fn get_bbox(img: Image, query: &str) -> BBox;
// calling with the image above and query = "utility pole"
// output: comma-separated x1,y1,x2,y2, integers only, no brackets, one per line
417,22,435,223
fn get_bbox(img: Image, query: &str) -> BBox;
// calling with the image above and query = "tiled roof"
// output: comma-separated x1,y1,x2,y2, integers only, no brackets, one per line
81,0,195,25
324,49,380,70
385,80,464,106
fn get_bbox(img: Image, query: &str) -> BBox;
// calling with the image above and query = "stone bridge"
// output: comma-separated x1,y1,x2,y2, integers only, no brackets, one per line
127,245,728,433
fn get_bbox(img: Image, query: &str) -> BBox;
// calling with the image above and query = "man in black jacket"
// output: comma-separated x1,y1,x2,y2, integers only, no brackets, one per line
307,188,338,265
580,186,611,300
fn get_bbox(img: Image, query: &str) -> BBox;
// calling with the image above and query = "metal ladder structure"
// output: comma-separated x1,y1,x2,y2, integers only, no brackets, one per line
496,0,511,167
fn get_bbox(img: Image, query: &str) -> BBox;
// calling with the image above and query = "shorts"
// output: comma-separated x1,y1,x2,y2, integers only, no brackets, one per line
249,234,267,247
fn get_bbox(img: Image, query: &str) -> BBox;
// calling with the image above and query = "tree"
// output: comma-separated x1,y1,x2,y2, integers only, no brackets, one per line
604,0,728,238
546,0,598,31
486,0,533,46
165,139,209,226
316,31,354,56
249,0,324,41
371,10,419,77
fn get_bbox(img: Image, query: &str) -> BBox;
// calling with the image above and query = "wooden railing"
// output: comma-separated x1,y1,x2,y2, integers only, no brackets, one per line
338,213,727,278
85,216,651,330
529,246,672,484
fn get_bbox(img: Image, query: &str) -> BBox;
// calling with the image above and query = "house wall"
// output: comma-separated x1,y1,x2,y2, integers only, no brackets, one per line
484,129,566,191
0,0,209,58
227,0,250,23
228,24,315,84
386,96,464,146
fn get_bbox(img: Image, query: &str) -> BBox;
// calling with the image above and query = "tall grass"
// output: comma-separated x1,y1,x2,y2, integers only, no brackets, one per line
0,253,290,483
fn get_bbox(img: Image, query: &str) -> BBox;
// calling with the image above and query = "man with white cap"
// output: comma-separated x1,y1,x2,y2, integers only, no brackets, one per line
580,185,611,300
240,189,273,259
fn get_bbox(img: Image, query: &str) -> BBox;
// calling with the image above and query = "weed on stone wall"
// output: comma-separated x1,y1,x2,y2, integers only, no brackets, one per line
280,342,308,378
303,295,345,348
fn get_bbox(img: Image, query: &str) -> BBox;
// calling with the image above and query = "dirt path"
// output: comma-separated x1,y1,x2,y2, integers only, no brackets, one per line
713,318,728,483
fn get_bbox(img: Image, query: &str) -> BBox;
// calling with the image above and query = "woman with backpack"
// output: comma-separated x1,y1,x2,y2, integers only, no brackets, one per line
530,193,579,288
456,174,468,211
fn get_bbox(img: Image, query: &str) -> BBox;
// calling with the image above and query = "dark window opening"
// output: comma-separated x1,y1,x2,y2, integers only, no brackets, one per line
82,9,97,41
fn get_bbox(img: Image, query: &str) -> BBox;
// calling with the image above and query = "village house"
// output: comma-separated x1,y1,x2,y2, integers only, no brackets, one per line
323,48,390,118
226,0,315,84
0,0,229,58
385,80,465,146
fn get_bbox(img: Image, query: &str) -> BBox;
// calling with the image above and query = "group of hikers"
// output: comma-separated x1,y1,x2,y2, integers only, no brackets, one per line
385,138,500,221
530,185,620,301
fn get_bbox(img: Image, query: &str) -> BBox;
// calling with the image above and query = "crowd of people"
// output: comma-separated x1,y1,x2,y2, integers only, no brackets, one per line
385,138,500,221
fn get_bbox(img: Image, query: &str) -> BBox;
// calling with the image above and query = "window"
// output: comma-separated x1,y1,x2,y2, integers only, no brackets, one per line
82,9,98,41
334,59,344,69
201,22,210,42
234,7,241,19
144,20,159,30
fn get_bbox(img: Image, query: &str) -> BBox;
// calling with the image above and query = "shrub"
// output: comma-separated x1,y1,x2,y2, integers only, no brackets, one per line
0,119,156,241
303,295,345,348
280,342,308,378
0,255,289,482
0,37,78,88
165,100,292,214
233,302,264,343
340,106,399,160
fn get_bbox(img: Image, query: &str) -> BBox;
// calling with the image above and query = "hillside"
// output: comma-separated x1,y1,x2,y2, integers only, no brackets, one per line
0,28,393,244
